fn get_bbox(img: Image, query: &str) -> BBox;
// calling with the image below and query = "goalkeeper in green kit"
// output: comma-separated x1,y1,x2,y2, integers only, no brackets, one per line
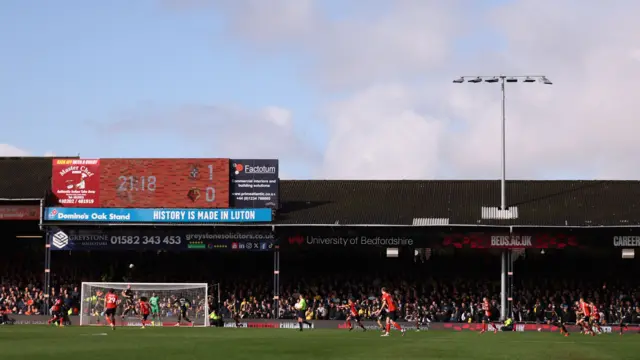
149,293,160,326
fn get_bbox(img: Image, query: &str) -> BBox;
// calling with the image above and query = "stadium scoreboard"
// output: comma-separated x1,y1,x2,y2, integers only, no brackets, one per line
50,158,279,209
51,158,230,208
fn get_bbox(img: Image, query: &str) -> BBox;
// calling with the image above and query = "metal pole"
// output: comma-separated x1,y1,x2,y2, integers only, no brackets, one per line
217,283,221,308
500,81,508,320
273,250,280,319
507,249,514,319
500,78,508,318
500,250,507,321
44,232,51,316
500,77,507,210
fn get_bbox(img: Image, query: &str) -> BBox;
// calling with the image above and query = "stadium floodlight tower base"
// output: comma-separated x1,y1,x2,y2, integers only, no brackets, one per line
80,282,208,327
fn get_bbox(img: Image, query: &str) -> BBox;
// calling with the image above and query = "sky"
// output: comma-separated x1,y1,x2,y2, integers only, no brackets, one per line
1,0,639,180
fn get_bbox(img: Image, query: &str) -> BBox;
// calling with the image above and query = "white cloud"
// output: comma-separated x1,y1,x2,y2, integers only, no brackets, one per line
321,84,445,179
208,0,640,179
0,145,58,157
99,104,321,166
0,144,30,157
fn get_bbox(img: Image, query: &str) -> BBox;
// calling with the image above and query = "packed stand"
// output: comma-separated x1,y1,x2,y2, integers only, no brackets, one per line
2,246,639,326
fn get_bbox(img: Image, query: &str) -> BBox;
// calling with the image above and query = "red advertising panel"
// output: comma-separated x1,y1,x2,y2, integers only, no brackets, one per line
98,158,229,208
443,233,578,249
51,159,101,207
0,205,39,220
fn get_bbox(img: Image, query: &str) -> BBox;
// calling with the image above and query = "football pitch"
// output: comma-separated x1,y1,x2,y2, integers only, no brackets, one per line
1,326,638,360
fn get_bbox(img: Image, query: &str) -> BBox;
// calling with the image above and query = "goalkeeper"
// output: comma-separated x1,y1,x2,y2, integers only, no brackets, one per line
149,292,160,326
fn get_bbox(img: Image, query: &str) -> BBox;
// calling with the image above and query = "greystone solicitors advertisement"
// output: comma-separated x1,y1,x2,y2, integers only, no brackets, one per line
46,227,276,251
230,159,279,209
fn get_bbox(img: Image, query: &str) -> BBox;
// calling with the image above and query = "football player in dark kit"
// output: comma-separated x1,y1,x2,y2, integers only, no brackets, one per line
174,295,194,326
372,305,386,332
121,285,138,319
618,301,633,335
548,305,570,337
226,300,241,328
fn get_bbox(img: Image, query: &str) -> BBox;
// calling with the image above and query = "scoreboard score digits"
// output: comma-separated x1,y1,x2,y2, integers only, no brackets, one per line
51,158,230,208
100,158,229,208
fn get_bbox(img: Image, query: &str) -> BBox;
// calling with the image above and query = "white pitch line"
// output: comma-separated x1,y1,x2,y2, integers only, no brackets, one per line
346,336,632,345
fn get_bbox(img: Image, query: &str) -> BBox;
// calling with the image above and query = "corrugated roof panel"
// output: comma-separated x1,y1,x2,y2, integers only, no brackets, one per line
412,218,450,226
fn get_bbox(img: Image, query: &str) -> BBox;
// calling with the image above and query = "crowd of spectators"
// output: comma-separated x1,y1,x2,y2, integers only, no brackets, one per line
2,245,639,325
221,279,640,326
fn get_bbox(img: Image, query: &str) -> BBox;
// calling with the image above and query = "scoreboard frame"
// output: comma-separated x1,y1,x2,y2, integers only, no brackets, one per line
51,158,230,208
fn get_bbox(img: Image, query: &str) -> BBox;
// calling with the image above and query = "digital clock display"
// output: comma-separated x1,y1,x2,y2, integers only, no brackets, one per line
98,158,229,208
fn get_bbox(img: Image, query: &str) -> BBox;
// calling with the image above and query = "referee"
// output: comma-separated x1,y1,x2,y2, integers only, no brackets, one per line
296,294,312,331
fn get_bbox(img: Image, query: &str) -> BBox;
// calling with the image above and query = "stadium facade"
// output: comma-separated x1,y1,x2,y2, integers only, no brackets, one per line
1,157,639,322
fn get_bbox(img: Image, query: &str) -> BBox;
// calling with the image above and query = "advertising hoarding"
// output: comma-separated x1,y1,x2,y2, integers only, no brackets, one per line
44,207,272,223
443,233,578,249
0,205,39,220
230,159,279,209
51,159,101,207
46,227,276,251
10,316,636,332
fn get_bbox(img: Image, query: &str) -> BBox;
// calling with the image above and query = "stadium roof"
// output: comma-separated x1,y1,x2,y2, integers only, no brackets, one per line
0,157,75,200
0,157,638,227
280,180,640,227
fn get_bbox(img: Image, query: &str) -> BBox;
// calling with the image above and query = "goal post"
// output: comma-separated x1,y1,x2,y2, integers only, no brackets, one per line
80,282,208,327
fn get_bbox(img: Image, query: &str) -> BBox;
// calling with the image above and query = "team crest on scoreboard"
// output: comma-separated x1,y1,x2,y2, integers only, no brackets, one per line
189,164,200,180
187,188,201,202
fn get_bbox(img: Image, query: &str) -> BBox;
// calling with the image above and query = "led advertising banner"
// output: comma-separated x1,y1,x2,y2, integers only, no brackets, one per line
47,227,276,251
51,159,101,207
230,159,279,209
443,233,578,249
0,205,39,220
44,207,272,223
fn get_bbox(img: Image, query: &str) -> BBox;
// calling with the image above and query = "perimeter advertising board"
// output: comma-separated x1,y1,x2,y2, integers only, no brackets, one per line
612,236,640,247
9,316,638,332
0,205,39,220
46,227,276,251
285,235,416,247
443,233,579,249
230,159,279,209
51,159,101,207
281,231,580,249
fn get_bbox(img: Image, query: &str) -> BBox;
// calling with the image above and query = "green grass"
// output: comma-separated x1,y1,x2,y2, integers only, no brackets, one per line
1,326,639,360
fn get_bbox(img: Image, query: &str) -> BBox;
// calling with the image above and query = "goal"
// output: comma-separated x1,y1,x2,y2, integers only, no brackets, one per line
80,282,208,327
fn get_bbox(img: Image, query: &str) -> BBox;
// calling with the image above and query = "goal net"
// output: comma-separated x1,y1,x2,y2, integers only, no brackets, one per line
80,282,208,327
